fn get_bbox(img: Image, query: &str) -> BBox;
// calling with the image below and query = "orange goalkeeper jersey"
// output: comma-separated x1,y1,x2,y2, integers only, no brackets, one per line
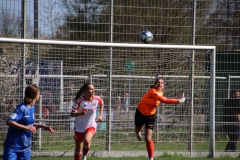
138,88,179,116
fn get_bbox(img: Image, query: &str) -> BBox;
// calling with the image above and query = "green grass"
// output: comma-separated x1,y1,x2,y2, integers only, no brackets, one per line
28,141,231,152
31,155,240,160
1,129,232,151
28,130,234,151
1,130,239,160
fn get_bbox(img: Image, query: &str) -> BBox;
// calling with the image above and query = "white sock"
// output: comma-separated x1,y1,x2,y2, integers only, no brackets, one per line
149,158,153,160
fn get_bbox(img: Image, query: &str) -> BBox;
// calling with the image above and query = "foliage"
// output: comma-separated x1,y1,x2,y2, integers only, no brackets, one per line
206,0,240,51
0,43,22,114
0,9,33,38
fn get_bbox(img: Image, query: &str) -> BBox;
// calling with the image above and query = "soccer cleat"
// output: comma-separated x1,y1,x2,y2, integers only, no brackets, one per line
136,132,142,141
82,155,86,160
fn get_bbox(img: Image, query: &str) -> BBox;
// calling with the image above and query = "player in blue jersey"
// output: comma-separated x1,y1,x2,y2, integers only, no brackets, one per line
3,85,55,160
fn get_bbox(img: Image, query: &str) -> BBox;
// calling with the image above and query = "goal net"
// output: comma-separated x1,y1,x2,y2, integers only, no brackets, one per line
0,38,216,158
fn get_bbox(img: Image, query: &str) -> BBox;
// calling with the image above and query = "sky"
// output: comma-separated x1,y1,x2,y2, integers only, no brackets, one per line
0,0,64,37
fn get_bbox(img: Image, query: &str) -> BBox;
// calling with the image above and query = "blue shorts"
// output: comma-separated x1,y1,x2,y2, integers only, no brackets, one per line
3,147,31,160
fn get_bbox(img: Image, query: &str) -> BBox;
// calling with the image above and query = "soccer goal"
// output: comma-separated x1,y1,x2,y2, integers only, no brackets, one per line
0,38,216,158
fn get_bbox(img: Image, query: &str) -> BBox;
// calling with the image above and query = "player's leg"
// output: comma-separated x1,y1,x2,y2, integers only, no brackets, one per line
229,129,239,151
145,128,154,160
74,131,84,160
82,127,96,160
232,127,239,151
18,149,31,160
225,126,238,152
135,126,143,141
3,147,17,160
134,108,144,141
75,141,83,160
144,115,156,160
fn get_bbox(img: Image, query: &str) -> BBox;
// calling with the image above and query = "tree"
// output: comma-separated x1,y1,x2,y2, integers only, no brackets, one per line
49,0,214,76
0,10,33,38
99,0,213,75
206,0,240,51
0,43,22,118
0,10,21,37
43,0,109,75
42,1,64,38
54,0,108,41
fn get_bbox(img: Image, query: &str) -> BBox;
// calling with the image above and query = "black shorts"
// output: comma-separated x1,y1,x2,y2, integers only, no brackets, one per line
134,108,156,130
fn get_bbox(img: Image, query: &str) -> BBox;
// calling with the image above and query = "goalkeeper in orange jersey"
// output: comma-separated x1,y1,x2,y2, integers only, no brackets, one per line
134,78,185,160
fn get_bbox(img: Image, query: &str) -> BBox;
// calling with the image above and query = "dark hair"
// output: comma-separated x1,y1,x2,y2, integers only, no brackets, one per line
150,78,163,88
230,90,239,97
24,84,40,105
74,83,92,101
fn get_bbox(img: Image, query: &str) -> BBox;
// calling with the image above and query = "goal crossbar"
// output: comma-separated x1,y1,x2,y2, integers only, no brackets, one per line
0,38,215,50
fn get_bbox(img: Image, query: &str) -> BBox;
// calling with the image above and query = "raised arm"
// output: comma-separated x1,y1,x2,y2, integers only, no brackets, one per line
154,92,185,104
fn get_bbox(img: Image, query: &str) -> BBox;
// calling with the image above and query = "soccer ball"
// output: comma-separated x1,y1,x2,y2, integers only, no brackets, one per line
140,30,153,43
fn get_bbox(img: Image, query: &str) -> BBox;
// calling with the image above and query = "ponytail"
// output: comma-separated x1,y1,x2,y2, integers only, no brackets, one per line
74,83,91,101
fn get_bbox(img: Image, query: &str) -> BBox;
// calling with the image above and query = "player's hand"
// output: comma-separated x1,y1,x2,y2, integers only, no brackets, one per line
79,111,87,115
26,125,37,134
96,115,103,122
44,125,55,134
180,93,184,98
178,93,185,103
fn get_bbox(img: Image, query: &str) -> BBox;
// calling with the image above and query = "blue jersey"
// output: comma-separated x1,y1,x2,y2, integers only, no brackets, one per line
4,102,35,151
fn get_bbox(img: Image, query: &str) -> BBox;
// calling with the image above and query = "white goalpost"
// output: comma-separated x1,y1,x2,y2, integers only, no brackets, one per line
0,37,216,157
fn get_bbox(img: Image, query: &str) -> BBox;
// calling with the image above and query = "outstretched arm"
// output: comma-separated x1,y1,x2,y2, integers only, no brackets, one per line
158,96,179,104
155,93,185,104
34,123,55,134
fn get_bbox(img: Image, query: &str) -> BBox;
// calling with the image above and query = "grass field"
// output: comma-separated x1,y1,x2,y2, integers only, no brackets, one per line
31,155,240,160
1,130,239,160
30,152,240,160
